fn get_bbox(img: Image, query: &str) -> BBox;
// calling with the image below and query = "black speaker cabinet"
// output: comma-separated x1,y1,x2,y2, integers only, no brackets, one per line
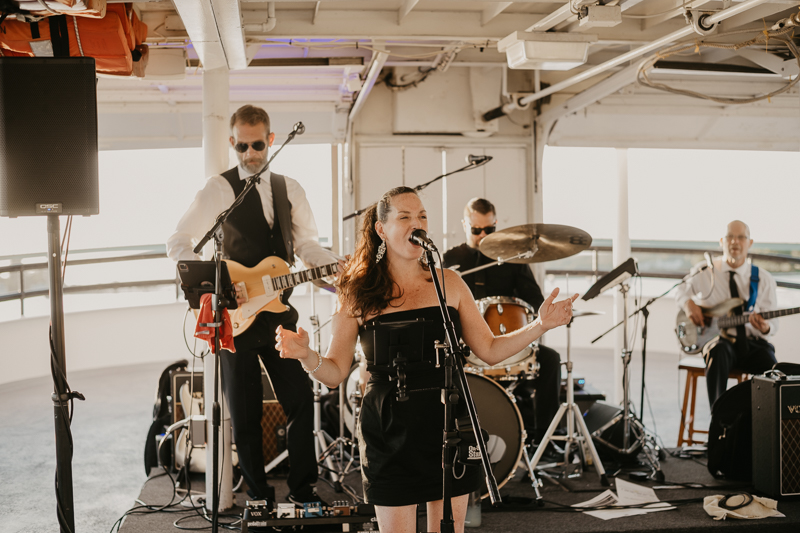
752,374,800,498
0,57,99,217
584,400,642,463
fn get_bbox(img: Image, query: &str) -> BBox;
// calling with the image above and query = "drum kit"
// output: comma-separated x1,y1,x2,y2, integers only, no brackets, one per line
311,222,610,500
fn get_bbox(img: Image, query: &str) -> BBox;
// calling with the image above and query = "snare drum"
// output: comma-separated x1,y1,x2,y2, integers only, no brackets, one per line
464,372,526,499
466,296,540,379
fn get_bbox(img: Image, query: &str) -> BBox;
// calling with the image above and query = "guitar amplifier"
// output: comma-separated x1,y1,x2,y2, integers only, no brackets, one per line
752,373,800,498
172,369,286,466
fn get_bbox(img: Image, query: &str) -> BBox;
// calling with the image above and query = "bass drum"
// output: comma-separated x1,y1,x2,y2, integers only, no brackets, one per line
464,372,526,499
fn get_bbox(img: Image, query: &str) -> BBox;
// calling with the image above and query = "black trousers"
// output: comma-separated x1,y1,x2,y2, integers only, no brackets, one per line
509,344,561,442
705,336,776,407
219,307,317,498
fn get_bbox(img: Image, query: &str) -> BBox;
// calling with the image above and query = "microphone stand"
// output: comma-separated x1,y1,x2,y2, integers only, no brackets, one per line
422,247,500,533
191,123,304,532
342,158,491,221
591,267,714,412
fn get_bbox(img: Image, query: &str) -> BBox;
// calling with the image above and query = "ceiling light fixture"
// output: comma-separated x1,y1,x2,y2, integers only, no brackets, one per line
498,31,597,71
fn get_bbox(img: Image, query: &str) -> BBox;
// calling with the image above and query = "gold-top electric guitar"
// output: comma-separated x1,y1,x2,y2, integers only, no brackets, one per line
675,297,800,354
225,256,338,336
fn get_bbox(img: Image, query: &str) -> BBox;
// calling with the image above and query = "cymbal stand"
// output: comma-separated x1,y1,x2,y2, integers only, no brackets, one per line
457,246,538,277
524,314,609,486
309,284,362,501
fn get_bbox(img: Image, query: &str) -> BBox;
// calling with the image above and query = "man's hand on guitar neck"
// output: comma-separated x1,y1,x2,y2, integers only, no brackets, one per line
749,312,770,335
685,300,705,327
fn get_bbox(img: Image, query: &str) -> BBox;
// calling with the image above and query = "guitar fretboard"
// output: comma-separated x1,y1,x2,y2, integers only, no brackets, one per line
271,263,338,291
718,307,800,328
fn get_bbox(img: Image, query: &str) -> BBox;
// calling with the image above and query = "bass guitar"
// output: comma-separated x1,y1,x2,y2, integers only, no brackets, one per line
225,257,338,336
675,297,800,354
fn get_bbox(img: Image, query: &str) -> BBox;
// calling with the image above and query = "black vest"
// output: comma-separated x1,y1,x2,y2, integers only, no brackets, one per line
219,167,292,268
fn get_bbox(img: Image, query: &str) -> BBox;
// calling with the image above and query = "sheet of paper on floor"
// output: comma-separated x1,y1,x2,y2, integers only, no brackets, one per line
572,479,675,520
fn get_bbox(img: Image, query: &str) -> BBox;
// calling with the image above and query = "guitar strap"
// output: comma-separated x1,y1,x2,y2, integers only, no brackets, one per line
747,265,759,312
270,172,295,266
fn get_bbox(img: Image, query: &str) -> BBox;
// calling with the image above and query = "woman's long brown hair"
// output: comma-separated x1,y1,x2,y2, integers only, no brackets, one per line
337,186,427,320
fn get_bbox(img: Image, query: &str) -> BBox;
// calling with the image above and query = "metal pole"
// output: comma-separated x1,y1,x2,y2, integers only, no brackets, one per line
202,66,233,511
613,148,630,405
48,215,75,533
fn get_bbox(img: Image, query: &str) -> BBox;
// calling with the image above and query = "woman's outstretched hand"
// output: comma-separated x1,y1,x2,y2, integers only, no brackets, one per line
538,287,580,331
275,325,311,361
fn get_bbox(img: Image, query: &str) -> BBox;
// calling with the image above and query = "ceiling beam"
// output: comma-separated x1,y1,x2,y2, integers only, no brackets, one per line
482,2,513,26
642,0,713,31
171,0,247,70
349,50,389,123
399,0,421,24
538,61,641,124
526,2,573,32
735,48,800,78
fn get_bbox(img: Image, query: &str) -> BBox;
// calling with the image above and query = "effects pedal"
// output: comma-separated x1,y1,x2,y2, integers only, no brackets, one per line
241,500,378,531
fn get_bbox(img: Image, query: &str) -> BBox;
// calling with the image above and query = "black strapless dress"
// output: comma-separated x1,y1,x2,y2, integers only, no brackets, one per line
357,306,481,506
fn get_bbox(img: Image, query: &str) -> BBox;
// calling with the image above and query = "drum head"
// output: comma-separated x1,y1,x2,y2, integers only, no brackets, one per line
464,373,525,498
467,296,537,370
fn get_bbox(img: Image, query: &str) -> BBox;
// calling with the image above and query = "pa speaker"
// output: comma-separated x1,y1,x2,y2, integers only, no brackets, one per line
752,374,800,498
584,401,642,464
0,57,99,217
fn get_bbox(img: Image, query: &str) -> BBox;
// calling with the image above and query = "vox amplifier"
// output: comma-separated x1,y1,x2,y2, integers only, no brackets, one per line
752,373,800,498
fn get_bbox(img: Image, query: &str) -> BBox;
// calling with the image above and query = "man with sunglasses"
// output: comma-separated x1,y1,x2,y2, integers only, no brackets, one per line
443,198,562,461
168,105,338,508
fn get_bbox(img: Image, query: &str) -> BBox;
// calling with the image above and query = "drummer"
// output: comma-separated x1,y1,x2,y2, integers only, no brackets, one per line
443,197,562,460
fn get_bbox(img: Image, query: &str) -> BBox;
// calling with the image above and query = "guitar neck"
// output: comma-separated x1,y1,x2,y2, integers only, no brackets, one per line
271,263,338,291
719,307,800,328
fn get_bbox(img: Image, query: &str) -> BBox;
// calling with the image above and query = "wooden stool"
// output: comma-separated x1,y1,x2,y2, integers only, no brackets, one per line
677,357,748,446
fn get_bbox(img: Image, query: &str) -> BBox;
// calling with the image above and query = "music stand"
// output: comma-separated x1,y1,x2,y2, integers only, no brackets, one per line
177,260,238,310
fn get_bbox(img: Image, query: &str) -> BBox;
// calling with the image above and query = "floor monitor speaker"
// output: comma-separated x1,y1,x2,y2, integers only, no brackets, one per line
0,57,99,217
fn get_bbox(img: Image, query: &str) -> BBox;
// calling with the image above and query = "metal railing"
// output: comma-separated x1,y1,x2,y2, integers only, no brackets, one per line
1,244,798,318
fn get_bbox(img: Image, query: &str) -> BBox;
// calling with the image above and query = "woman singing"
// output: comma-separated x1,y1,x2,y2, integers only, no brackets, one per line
276,186,577,533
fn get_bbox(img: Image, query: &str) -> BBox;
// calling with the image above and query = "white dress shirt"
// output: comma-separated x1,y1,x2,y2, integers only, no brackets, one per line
675,257,778,340
167,163,339,269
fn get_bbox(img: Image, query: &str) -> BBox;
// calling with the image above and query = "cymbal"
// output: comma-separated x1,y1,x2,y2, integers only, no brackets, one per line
573,309,604,318
478,223,592,263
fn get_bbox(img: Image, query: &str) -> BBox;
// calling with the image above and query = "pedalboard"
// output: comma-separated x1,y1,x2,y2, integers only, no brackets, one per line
242,500,378,532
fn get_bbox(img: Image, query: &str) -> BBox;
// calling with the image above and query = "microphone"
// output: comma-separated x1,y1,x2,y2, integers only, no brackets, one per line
695,252,716,299
409,229,437,252
466,154,493,165
703,251,714,271
293,122,305,135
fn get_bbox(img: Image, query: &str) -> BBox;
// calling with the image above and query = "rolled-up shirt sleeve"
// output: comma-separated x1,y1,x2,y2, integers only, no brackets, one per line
286,177,341,267
167,176,232,262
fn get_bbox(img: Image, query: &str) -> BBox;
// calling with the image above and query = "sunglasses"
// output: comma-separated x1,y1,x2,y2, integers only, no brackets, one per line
470,225,496,236
234,141,267,153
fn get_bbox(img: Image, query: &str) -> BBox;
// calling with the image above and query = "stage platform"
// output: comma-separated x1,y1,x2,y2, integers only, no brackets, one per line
118,450,798,533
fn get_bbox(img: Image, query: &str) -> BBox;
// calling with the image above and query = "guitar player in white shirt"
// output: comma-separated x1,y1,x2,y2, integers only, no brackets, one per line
675,220,778,406
167,105,341,508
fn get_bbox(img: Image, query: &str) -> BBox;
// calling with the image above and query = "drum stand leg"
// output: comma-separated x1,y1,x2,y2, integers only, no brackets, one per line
526,321,609,486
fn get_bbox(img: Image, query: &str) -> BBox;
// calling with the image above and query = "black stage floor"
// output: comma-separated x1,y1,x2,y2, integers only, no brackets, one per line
119,450,798,533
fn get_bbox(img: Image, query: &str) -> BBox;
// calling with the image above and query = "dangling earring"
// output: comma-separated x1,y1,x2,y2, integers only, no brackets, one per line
376,239,386,263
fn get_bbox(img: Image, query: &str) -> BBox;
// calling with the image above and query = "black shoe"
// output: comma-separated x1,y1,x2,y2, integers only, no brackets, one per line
246,484,276,506
286,487,328,507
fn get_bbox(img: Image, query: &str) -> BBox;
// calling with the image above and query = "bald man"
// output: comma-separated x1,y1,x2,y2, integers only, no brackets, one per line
675,220,778,406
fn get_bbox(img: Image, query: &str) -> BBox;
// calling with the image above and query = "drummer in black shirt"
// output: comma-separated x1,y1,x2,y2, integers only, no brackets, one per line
443,198,562,455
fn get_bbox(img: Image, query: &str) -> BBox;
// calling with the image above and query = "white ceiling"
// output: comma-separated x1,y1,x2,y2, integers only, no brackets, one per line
97,0,800,150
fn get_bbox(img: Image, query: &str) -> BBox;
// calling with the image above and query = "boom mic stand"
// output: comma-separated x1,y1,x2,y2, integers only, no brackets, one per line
191,122,305,532
586,259,662,481
342,154,492,221
422,247,501,533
